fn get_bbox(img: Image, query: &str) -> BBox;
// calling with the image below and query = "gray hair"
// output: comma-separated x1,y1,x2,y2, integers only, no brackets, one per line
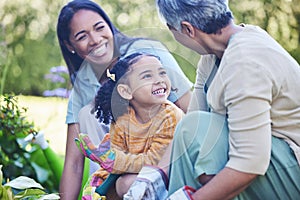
156,0,233,34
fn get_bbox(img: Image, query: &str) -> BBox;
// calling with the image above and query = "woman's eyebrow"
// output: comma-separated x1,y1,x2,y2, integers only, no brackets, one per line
74,30,86,38
93,21,105,28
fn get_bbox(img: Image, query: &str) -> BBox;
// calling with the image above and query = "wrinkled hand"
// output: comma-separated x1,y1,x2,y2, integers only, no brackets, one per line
75,133,115,172
167,186,195,200
123,165,168,200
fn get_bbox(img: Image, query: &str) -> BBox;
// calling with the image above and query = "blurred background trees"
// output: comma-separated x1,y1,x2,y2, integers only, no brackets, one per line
0,0,63,96
231,0,300,60
0,0,300,96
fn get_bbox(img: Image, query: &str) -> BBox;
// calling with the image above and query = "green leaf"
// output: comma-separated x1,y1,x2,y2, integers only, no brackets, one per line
0,188,12,200
0,185,13,200
14,188,45,200
14,190,60,200
4,176,44,190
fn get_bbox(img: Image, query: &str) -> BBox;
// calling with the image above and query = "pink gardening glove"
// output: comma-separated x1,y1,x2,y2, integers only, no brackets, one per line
75,133,115,172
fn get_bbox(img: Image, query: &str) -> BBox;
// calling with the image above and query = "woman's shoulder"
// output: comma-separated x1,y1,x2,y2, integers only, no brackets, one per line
74,62,99,85
120,38,167,57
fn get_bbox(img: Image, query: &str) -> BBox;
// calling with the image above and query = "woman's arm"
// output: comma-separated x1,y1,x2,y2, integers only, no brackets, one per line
59,123,85,200
174,90,192,113
192,167,257,200
190,58,273,199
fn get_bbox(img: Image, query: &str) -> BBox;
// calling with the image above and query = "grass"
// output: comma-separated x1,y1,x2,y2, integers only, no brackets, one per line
17,95,68,156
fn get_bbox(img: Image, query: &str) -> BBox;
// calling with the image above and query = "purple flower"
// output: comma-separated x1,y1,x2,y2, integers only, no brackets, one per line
43,65,70,98
43,88,71,98
44,74,65,83
50,66,69,74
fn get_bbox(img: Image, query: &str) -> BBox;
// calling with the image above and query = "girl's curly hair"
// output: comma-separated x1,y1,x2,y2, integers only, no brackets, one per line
94,52,158,124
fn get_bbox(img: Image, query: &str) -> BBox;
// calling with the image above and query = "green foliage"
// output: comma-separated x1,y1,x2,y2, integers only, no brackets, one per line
1,0,64,96
0,165,13,200
0,166,60,200
0,95,37,181
230,0,300,62
1,0,300,95
0,23,9,96
0,95,36,136
0,94,58,193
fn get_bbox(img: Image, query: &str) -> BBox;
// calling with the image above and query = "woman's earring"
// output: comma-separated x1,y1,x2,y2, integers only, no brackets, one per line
71,50,75,54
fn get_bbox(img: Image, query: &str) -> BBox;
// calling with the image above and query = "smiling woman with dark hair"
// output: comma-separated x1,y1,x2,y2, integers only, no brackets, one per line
56,0,192,199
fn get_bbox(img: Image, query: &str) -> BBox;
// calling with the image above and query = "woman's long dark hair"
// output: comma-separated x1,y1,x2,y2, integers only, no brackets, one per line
94,52,159,124
56,0,133,84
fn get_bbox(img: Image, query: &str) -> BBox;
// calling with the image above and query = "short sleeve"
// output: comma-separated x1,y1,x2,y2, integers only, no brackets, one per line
217,61,273,174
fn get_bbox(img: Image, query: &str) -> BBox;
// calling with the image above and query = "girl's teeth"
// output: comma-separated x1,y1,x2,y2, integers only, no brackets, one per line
152,89,165,95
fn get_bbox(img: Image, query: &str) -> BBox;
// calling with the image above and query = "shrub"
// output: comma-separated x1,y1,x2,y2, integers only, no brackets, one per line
0,165,60,200
0,94,58,193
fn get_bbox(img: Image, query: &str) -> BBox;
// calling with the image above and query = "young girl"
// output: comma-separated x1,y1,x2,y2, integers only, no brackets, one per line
57,1,192,198
75,52,184,199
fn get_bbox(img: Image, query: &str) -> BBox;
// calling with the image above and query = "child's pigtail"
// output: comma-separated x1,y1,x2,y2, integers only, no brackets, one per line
95,79,116,124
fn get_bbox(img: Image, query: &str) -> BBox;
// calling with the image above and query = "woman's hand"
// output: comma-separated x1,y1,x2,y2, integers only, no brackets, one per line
124,165,169,200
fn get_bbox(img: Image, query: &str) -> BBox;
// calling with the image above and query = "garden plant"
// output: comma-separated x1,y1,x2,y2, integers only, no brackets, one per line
0,94,60,199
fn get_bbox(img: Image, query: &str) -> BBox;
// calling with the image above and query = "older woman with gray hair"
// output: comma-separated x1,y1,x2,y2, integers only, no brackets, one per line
125,0,300,199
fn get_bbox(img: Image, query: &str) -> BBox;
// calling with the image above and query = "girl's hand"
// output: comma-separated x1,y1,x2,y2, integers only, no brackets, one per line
75,133,115,172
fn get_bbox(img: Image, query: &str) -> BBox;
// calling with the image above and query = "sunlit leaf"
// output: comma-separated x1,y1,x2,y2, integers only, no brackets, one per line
38,193,60,200
4,176,44,190
0,186,14,200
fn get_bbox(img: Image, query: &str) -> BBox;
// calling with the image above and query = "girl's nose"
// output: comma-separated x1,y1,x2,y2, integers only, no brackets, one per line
154,76,165,84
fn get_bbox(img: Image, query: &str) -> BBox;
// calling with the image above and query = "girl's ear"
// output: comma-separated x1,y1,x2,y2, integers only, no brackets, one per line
117,84,133,100
64,40,75,53
181,21,195,37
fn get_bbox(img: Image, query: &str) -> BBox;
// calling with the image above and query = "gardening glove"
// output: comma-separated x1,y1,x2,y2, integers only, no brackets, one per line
82,170,108,200
167,186,196,200
22,131,49,149
123,165,168,200
82,184,106,200
75,133,115,172
31,131,49,149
